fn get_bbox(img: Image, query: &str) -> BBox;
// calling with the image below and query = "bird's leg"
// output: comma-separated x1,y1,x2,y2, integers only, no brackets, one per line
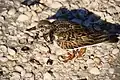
63,51,76,63
76,48,86,58
58,48,86,62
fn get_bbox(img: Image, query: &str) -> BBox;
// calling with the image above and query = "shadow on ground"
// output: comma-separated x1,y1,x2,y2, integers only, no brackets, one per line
48,7,120,36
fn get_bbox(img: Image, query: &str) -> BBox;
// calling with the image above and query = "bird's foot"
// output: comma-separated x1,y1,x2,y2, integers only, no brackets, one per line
58,48,86,62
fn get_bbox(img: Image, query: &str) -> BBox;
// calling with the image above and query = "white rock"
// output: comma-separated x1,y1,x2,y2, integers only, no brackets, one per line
31,15,39,21
18,7,27,13
112,48,119,54
43,57,49,63
39,12,49,19
6,55,15,60
31,11,37,17
21,70,26,77
14,65,24,72
14,1,21,7
107,6,116,14
105,15,113,22
0,56,8,62
28,37,34,43
0,45,7,53
36,6,42,12
29,76,35,80
30,22,38,27
11,72,21,80
21,57,28,63
12,72,20,76
86,59,94,64
109,68,114,74
106,44,113,49
50,55,57,60
25,72,33,78
24,64,32,72
50,2,62,8
71,75,79,80
24,11,32,18
30,5,42,12
19,38,27,44
36,44,49,53
89,67,100,75
8,48,16,56
17,14,29,22
0,16,5,22
1,10,7,16
102,63,111,69
10,75,20,80
94,57,101,64
46,0,53,4
2,67,9,73
44,72,53,80
115,6,120,13
8,8,16,16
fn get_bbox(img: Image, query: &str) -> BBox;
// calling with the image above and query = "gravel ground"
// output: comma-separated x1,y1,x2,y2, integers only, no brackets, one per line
0,0,120,80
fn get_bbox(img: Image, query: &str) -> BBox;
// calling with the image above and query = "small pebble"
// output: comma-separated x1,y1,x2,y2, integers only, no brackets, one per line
31,15,39,21
10,72,21,80
17,14,29,22
21,70,26,77
37,44,49,53
19,38,27,44
18,7,27,13
0,45,7,53
2,67,9,73
8,48,16,56
21,57,28,63
25,72,33,78
89,67,100,75
14,65,24,72
12,72,20,76
44,72,53,80
50,2,62,8
6,55,15,60
0,56,8,62
86,59,94,64
0,16,5,22
8,8,16,16
24,11,32,18
112,48,119,54
94,57,101,64
109,68,115,74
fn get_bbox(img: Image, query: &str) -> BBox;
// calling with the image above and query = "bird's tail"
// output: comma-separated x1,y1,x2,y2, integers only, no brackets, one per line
108,34,119,43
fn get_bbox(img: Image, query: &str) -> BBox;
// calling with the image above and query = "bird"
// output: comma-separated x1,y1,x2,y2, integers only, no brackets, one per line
38,19,119,62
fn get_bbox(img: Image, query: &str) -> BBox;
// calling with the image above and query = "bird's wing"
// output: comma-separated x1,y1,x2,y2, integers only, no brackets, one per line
55,28,109,49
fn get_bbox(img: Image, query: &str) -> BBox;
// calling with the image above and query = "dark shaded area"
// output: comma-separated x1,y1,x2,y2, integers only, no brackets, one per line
21,0,40,6
48,7,120,37
47,58,53,65
21,0,47,7
21,46,30,51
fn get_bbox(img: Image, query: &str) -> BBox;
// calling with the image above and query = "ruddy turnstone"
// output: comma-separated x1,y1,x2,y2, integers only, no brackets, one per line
38,20,119,62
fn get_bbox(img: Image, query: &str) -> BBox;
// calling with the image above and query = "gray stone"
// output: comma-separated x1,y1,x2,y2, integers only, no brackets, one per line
17,14,29,22
89,67,100,75
8,8,16,16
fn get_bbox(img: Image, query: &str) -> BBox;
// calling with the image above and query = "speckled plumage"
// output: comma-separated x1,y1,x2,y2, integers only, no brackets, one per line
38,20,118,49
